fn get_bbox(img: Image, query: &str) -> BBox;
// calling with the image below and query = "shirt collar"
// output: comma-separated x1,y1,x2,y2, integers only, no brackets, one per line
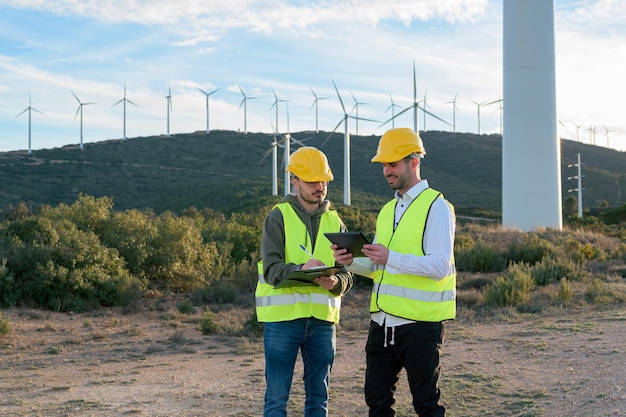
394,179,429,203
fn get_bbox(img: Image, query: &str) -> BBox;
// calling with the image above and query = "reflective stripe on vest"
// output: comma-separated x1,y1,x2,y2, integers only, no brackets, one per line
255,203,342,323
371,188,456,322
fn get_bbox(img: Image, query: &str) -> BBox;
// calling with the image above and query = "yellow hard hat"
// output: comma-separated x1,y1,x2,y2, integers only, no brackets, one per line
286,146,334,182
371,127,425,163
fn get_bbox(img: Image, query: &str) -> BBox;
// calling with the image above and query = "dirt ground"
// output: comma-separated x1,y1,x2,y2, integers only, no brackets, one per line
1,293,625,417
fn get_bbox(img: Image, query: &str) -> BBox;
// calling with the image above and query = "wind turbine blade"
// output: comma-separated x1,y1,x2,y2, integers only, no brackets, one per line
289,136,311,147
322,118,344,147
378,106,412,128
348,115,379,124
74,106,81,120
112,99,124,107
259,146,274,164
32,108,45,116
417,104,452,126
332,80,346,113
127,99,139,107
197,87,208,95
71,90,80,103
15,108,29,118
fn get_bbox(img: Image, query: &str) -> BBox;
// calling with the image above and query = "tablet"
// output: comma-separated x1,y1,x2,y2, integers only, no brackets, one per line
324,232,371,257
275,266,346,288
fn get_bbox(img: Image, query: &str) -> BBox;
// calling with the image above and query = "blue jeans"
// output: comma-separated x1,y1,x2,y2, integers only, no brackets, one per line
263,318,336,417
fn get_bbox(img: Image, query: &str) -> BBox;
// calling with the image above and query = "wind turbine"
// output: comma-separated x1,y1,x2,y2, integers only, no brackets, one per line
586,124,596,145
165,85,172,137
196,86,220,134
381,61,450,132
112,83,138,141
259,133,281,195
603,125,612,148
261,105,309,196
238,86,257,134
421,90,429,132
486,98,503,135
470,99,489,134
573,122,582,142
558,120,570,139
310,87,328,133
385,92,402,128
446,92,460,133
16,90,44,155
269,88,287,134
281,103,311,194
71,90,95,150
323,80,378,205
350,92,368,136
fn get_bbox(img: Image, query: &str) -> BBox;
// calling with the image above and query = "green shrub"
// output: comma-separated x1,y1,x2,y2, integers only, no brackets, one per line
558,278,573,302
585,279,612,304
177,299,195,314
506,233,554,265
192,281,239,305
0,312,12,336
484,263,535,307
531,256,587,286
199,309,220,335
455,241,508,273
0,258,16,308
0,216,142,311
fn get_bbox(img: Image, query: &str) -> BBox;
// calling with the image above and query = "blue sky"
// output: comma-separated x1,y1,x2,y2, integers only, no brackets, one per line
0,0,625,153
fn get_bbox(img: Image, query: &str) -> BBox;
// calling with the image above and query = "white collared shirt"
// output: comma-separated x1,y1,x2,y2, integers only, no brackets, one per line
346,179,455,327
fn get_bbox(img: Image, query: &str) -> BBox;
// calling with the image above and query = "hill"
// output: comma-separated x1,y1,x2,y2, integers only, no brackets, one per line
1,130,624,216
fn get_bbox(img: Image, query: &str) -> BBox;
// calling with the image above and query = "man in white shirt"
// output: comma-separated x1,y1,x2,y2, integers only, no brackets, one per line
332,127,456,417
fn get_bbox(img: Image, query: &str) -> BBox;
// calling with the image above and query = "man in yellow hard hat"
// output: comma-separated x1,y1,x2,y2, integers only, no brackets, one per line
332,127,456,417
256,146,353,417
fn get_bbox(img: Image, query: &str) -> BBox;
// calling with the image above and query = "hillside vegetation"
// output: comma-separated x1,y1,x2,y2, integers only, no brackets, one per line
1,130,625,217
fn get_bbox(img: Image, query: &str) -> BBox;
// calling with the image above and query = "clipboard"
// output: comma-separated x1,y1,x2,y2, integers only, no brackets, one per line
274,266,346,288
324,232,371,257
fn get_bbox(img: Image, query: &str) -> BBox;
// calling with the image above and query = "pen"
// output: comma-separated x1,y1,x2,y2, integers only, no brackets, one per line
299,244,316,260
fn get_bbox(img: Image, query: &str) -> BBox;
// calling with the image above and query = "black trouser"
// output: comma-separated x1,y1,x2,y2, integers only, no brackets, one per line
364,320,446,417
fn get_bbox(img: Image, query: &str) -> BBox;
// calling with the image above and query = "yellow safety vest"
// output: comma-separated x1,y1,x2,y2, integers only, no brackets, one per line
256,203,342,323
371,188,456,322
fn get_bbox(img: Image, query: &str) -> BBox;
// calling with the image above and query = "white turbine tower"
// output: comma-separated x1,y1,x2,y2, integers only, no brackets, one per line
238,86,257,134
350,92,368,136
383,61,450,133
112,83,138,141
573,122,582,142
71,90,95,150
165,85,172,136
421,90,429,132
470,99,489,134
503,0,562,231
16,90,44,156
323,80,378,206
196,86,220,134
446,92,460,133
262,105,310,196
603,125,612,148
270,88,287,134
260,134,281,195
385,93,402,128
309,87,327,133
487,98,504,135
